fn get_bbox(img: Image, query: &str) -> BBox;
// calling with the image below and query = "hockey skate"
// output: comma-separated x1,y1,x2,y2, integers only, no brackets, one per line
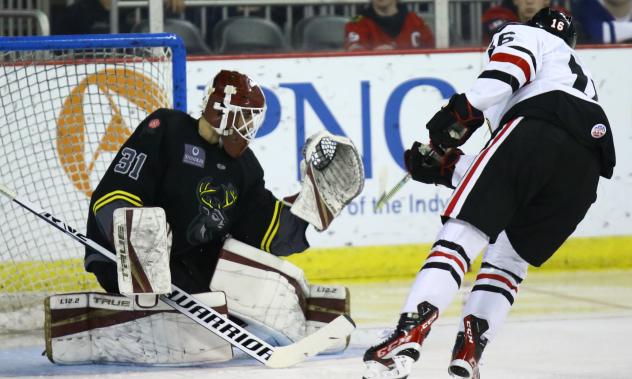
448,315,489,379
362,302,439,379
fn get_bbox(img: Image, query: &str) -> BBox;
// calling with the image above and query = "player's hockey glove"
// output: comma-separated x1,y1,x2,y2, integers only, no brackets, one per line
426,93,484,148
404,141,463,188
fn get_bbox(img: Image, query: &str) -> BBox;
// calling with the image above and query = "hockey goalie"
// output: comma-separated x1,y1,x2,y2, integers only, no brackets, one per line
45,70,364,365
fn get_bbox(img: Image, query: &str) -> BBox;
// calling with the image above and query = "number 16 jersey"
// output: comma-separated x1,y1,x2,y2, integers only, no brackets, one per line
466,23,615,178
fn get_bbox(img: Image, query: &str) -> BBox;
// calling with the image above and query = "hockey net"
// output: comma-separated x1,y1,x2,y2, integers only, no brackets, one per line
0,34,186,332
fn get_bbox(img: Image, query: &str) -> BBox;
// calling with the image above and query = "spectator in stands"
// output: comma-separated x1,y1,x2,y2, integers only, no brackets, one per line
53,0,112,35
52,0,185,35
574,0,632,43
481,0,550,44
344,0,434,50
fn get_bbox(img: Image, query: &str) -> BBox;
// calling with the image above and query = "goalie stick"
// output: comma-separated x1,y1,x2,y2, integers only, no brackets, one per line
0,184,355,368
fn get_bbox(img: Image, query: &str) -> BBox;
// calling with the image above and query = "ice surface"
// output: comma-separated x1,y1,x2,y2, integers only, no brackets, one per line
2,271,631,378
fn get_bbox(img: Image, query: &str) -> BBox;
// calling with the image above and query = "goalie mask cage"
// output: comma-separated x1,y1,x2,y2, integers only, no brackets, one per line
0,33,186,332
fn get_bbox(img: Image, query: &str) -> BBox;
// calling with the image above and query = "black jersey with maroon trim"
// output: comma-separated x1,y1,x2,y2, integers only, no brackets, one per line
85,108,306,270
466,23,615,178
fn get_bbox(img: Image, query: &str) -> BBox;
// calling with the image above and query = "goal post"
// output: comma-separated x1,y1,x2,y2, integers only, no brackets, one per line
0,33,186,332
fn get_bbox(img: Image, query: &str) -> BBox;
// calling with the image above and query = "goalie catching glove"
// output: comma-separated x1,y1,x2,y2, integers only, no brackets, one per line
404,141,463,188
426,93,484,148
288,131,364,231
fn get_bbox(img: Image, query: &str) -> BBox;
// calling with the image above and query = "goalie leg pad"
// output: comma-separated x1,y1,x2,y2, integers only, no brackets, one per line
211,239,352,354
45,292,232,365
290,131,365,231
113,207,172,299
306,284,351,353
211,239,309,345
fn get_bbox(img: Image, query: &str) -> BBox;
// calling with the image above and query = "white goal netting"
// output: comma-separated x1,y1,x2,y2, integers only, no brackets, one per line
0,35,185,332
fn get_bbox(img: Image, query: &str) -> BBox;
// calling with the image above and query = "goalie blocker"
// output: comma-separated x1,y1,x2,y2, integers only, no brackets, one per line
45,238,350,364
112,207,172,307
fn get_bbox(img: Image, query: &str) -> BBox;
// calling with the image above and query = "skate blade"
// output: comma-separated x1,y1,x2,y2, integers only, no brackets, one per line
448,358,474,378
362,356,414,379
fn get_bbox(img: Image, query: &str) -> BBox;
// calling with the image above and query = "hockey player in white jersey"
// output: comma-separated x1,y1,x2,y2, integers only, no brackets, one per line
363,8,616,379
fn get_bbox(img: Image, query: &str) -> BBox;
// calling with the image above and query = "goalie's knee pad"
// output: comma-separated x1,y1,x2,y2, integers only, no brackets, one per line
45,292,232,365
211,238,309,345
211,238,351,352
306,284,351,353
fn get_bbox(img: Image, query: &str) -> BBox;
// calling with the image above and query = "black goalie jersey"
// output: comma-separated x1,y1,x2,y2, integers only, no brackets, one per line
85,109,308,290
468,23,616,178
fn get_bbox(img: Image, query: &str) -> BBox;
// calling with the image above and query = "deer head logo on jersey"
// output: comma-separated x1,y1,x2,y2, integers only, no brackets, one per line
186,177,238,244
201,70,266,158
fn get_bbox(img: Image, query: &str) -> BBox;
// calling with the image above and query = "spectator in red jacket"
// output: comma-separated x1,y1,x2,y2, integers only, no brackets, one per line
482,0,551,44
344,0,435,50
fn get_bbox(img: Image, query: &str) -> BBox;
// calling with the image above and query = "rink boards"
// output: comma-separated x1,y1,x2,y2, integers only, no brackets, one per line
1,47,631,287
179,46,632,278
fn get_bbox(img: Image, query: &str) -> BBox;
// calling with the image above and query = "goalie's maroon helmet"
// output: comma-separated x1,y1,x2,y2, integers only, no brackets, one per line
201,70,266,158
527,7,577,48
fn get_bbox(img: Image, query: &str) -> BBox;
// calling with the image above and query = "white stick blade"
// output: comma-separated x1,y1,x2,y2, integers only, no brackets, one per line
265,314,356,368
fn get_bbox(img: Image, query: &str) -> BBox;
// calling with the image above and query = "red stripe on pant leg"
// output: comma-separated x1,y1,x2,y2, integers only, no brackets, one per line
476,273,518,292
443,118,518,218
428,251,466,274
491,52,531,82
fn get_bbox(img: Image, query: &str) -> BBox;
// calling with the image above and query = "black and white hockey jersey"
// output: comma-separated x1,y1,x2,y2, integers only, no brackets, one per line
466,23,616,178
85,108,308,271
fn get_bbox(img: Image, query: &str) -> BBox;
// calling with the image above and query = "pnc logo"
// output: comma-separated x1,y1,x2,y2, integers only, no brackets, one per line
56,68,168,197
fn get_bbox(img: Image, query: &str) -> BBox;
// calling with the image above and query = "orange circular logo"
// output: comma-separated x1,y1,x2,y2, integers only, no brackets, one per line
56,68,169,197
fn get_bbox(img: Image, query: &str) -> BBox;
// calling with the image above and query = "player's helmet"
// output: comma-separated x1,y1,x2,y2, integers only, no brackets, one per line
526,7,577,48
201,70,266,157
